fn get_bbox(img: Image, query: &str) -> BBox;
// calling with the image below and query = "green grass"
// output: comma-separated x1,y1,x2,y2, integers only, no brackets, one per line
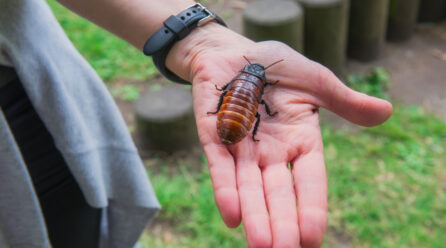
47,0,157,82
110,84,141,102
141,105,446,248
141,159,246,248
323,106,446,248
346,67,391,100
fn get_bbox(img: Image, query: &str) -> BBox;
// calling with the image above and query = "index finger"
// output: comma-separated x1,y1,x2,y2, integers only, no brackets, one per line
204,143,241,228
193,77,242,228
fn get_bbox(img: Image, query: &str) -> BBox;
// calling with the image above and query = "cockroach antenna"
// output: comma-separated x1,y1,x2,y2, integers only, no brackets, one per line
264,59,284,70
243,56,253,65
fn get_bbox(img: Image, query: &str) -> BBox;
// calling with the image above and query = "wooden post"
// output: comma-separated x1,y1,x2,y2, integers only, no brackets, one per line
418,0,446,22
297,0,349,77
387,0,420,42
134,87,198,153
348,0,389,61
243,0,304,53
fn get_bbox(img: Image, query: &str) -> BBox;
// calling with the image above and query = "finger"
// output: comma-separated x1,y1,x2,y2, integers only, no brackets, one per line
193,76,241,228
204,143,241,228
237,159,272,248
262,163,299,248
313,66,393,127
292,149,327,248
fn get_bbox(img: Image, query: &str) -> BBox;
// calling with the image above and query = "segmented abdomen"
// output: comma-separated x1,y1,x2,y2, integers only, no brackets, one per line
217,73,262,145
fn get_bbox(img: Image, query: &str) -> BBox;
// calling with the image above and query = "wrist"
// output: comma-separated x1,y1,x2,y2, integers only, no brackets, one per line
165,22,225,83
165,22,253,84
143,2,230,84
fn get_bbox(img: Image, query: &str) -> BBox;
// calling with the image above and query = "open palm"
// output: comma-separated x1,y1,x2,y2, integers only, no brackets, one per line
184,39,392,248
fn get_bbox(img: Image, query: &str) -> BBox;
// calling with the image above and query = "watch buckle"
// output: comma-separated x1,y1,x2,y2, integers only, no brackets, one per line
196,2,217,26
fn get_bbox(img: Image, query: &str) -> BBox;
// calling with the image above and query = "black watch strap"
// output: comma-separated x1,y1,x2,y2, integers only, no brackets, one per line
143,3,226,84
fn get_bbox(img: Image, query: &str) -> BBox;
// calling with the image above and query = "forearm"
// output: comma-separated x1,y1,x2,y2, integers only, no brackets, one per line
57,0,195,49
56,0,248,82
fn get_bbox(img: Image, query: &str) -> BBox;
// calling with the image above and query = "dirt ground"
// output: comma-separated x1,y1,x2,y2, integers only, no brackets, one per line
322,21,446,128
346,22,446,118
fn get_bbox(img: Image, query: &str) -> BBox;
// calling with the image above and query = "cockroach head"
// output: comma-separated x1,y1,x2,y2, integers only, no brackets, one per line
243,63,266,79
241,56,283,80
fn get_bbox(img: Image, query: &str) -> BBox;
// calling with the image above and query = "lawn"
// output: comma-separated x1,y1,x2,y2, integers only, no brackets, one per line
49,1,446,247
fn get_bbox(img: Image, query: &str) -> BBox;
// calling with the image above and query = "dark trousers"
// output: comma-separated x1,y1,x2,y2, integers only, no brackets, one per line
0,67,101,248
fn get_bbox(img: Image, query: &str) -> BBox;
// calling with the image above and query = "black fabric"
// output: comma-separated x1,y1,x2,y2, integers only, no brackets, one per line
0,68,101,248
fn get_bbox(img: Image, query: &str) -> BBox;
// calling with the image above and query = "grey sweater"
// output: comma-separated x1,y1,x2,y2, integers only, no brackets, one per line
0,0,160,247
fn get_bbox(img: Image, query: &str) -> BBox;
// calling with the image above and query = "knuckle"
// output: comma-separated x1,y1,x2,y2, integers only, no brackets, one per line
265,186,294,201
275,243,297,248
316,65,336,89
271,221,300,248
249,236,272,248
239,181,264,195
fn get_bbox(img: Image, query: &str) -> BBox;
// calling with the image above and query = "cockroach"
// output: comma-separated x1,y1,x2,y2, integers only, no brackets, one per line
207,57,283,145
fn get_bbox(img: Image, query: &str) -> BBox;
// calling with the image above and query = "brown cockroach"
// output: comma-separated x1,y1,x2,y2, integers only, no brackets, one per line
207,57,283,145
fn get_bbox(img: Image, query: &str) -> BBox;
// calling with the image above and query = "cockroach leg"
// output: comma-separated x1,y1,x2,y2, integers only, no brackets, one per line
207,91,227,114
215,84,224,91
252,112,261,142
215,80,234,91
261,99,278,116
265,80,279,87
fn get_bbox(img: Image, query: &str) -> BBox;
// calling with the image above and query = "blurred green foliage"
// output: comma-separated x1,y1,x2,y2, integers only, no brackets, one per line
110,85,140,102
346,68,391,99
48,0,157,82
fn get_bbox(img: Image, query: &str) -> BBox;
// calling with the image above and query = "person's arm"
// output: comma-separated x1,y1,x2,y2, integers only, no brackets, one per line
57,1,393,247
57,0,195,49
56,0,224,81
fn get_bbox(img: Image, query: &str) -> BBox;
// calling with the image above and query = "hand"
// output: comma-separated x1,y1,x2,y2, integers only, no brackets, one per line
167,23,392,248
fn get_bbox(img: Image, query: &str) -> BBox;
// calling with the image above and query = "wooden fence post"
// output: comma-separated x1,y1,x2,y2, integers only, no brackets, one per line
243,0,304,53
134,87,198,153
348,0,389,61
418,0,446,22
298,0,349,76
387,0,420,42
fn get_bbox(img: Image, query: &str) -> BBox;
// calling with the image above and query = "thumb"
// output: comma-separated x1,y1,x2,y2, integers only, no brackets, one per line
315,67,393,127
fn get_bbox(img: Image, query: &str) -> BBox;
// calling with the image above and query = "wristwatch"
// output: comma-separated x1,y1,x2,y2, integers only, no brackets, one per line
143,3,226,84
